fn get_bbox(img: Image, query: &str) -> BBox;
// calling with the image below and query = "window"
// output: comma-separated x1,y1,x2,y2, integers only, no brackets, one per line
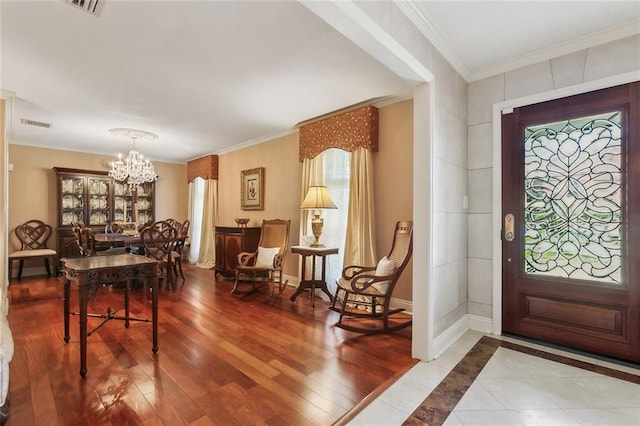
189,177,206,262
320,148,350,294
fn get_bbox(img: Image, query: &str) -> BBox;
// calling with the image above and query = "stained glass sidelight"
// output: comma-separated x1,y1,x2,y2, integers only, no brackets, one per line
523,111,622,283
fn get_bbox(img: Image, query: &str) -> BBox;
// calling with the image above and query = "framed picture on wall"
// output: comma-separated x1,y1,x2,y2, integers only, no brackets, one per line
241,167,264,210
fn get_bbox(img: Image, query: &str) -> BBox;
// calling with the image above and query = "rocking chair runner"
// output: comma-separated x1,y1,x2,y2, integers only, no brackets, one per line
232,219,290,297
330,221,413,334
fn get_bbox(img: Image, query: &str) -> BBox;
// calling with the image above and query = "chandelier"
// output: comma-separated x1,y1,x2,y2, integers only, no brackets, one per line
108,128,158,187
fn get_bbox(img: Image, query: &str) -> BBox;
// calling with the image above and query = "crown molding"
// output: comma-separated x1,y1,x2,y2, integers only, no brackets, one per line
208,128,298,157
470,18,640,82
394,0,472,82
396,1,640,83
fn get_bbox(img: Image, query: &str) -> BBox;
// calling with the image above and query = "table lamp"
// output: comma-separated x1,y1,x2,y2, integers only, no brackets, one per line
300,185,337,247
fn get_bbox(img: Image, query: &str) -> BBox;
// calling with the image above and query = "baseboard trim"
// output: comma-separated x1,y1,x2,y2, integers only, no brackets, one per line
433,314,494,358
390,296,412,313
468,314,493,334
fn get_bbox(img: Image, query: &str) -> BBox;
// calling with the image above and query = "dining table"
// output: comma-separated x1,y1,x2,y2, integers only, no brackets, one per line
94,232,142,247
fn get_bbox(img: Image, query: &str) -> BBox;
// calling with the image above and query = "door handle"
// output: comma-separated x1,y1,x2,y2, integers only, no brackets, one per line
504,213,514,242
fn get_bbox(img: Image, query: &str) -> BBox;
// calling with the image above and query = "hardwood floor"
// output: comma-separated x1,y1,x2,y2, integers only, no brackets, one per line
6,263,414,425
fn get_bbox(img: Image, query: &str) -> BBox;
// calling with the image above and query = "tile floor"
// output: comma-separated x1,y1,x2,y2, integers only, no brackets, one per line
348,331,640,425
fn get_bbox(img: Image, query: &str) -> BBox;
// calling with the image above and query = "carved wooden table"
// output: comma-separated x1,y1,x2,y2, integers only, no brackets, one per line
290,246,339,309
60,254,158,377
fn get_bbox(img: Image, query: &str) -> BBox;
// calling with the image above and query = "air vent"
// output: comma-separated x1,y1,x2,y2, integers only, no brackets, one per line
20,118,52,129
65,0,102,15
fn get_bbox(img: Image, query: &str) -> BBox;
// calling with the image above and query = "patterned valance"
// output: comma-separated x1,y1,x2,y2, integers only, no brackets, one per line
187,155,218,183
299,106,378,161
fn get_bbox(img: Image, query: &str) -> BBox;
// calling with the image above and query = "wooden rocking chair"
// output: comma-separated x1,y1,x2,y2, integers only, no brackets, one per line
330,221,413,334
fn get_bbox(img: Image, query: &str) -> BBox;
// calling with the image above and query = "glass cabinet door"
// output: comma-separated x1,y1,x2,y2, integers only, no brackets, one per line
114,182,134,222
88,177,111,226
136,182,154,227
60,176,84,225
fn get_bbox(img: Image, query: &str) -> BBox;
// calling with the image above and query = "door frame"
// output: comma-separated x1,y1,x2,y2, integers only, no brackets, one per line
491,71,640,337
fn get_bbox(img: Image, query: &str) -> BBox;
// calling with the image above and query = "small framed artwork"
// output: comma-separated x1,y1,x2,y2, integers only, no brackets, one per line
241,167,264,210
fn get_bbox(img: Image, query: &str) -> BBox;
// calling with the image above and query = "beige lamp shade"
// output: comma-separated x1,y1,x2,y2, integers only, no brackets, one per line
300,186,336,248
300,186,337,210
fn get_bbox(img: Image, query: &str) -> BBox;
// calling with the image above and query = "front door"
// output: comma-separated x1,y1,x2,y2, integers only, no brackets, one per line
502,82,640,362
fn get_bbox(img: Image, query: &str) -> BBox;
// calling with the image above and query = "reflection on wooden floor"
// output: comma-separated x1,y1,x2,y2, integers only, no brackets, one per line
6,263,414,425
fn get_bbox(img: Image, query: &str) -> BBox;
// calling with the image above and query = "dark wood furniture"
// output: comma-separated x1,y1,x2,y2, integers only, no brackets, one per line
171,220,190,281
60,254,159,377
140,220,177,290
232,219,290,296
94,233,142,248
214,226,260,278
290,245,339,309
53,167,155,260
8,219,58,281
330,221,413,334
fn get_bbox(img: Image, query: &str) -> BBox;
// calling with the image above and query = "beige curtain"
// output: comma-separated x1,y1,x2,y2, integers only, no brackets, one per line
299,156,323,283
187,181,195,261
196,179,217,269
300,156,324,241
344,147,377,266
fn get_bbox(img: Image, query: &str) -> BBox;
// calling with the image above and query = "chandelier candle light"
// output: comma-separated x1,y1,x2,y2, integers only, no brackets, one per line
300,185,337,247
108,128,158,188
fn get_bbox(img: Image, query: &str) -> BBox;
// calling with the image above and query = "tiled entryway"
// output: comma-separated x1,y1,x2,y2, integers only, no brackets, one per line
348,331,640,425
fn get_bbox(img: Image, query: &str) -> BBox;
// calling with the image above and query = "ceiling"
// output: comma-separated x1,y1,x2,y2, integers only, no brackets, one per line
1,1,638,165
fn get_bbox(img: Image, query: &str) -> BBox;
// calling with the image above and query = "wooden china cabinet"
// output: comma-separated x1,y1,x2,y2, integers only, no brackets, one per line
214,226,261,278
53,167,155,258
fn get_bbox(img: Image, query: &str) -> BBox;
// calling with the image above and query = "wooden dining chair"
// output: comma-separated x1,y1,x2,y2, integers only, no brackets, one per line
103,222,128,252
170,219,190,281
80,227,128,256
8,219,58,281
104,222,124,234
70,221,86,255
140,220,177,290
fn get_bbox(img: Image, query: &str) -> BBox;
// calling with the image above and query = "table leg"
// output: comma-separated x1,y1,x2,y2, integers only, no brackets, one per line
290,254,308,303
63,278,70,343
320,255,333,302
79,284,88,377
125,279,130,328
311,255,317,310
152,274,158,353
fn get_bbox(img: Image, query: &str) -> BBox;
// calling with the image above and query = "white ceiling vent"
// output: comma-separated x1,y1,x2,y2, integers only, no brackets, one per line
65,0,102,16
21,118,52,129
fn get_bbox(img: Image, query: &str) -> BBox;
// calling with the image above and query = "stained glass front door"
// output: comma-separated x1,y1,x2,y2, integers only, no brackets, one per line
502,82,639,362
523,112,622,283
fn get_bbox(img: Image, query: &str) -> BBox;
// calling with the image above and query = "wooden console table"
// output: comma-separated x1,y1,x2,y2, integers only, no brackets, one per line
214,226,261,278
290,246,338,309
60,254,159,377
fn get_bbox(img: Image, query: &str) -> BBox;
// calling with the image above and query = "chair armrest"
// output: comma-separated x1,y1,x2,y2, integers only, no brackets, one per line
345,272,397,294
237,251,257,266
342,265,376,280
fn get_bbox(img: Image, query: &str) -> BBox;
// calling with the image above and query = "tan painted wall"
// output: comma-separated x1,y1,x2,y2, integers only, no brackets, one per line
374,100,414,301
218,99,414,300
7,144,188,259
218,132,302,278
